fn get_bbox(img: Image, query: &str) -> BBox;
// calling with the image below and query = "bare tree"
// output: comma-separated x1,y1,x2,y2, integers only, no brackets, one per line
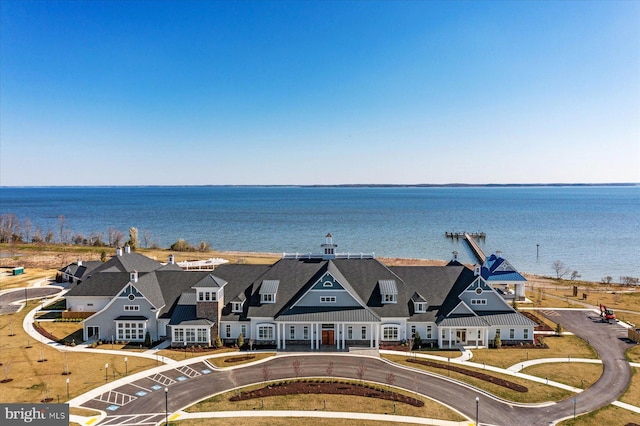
292,359,302,377
356,361,366,382
44,230,54,244
570,270,581,281
113,230,124,248
261,364,271,382
127,227,139,250
601,276,613,285
0,213,20,243
551,260,569,279
57,215,66,243
142,230,153,248
2,361,12,382
32,227,43,243
326,361,334,377
385,372,396,392
24,218,32,243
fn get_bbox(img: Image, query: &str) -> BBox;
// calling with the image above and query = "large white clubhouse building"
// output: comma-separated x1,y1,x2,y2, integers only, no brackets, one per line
63,235,535,349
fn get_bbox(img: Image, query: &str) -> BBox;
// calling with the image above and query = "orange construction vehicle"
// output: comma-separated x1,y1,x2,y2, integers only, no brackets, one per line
600,304,616,323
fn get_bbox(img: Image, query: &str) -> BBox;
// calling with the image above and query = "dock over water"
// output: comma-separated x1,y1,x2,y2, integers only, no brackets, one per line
464,233,486,264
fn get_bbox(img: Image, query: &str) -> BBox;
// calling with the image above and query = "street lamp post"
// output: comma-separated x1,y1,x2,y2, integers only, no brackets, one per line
105,363,108,382
66,378,70,400
124,357,128,376
475,396,479,426
573,396,577,419
164,387,169,425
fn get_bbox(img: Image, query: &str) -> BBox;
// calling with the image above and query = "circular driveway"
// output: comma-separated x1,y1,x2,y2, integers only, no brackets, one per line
0,286,63,314
77,309,635,426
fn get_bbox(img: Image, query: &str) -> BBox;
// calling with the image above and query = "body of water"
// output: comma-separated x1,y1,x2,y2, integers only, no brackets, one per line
1,186,638,282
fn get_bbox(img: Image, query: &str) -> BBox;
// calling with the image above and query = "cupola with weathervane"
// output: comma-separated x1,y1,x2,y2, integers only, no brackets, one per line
321,233,337,259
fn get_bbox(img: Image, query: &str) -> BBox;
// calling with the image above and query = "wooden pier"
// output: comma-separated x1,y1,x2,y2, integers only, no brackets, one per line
463,233,487,264
445,231,486,239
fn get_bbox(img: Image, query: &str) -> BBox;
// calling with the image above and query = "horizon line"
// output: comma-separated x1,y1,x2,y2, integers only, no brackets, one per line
1,182,638,189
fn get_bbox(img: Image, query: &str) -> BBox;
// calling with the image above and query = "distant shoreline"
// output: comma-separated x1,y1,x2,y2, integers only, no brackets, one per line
1,183,638,189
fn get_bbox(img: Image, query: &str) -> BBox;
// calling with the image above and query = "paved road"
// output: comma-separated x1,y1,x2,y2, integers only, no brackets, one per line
0,286,62,314
78,310,635,426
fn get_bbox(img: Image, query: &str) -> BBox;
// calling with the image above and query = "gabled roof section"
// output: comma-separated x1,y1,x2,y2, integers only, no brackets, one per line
481,254,526,282
259,280,280,294
410,292,427,303
65,272,131,297
89,252,164,274
449,300,476,316
231,292,247,303
192,274,228,289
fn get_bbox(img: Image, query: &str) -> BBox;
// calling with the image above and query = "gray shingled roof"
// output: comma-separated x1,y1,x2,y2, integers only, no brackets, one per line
193,274,228,288
411,292,427,303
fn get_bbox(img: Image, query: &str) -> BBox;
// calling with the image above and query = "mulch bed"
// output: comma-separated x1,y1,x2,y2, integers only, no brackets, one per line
230,380,424,407
521,311,554,332
406,358,528,393
224,355,255,363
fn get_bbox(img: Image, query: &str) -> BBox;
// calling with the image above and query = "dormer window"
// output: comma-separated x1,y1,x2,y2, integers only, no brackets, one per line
198,291,217,302
259,280,279,304
414,302,426,313
232,302,243,313
379,280,398,304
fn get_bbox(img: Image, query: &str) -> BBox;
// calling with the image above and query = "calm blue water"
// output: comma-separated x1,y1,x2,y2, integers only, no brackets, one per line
1,186,638,282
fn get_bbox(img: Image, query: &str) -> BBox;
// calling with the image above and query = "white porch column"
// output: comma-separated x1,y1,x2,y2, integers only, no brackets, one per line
341,323,345,350
448,328,452,349
276,323,281,350
336,324,341,350
369,323,374,348
310,323,314,350
317,323,321,349
282,323,286,350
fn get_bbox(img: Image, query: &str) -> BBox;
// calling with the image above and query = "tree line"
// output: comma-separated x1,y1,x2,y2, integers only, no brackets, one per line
0,213,213,253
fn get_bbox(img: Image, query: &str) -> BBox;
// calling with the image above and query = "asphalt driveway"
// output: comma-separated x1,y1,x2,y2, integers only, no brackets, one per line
78,309,636,426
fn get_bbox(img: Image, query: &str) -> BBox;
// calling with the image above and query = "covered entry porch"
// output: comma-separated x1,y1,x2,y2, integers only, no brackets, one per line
274,307,381,351
437,316,490,349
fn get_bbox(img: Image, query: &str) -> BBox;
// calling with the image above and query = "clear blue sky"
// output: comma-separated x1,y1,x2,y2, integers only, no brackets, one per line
1,0,638,185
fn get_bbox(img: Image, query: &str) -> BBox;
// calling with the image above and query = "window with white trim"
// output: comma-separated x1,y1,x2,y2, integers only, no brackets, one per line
186,329,196,342
257,325,274,340
361,326,367,340
117,321,145,341
241,324,247,338
261,293,274,303
289,326,295,340
323,281,332,287
174,328,184,342
197,328,208,342
226,324,232,338
382,325,399,341
411,325,416,338
232,302,243,313
383,294,397,303
471,299,487,305
414,302,426,313
509,328,515,339
320,296,336,303
426,325,432,339
524,328,529,339
303,326,309,340
347,326,353,340
124,305,140,311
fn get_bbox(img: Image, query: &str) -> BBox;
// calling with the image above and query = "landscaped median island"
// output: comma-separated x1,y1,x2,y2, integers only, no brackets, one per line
184,379,466,421
208,352,276,368
383,354,575,403
522,362,603,389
